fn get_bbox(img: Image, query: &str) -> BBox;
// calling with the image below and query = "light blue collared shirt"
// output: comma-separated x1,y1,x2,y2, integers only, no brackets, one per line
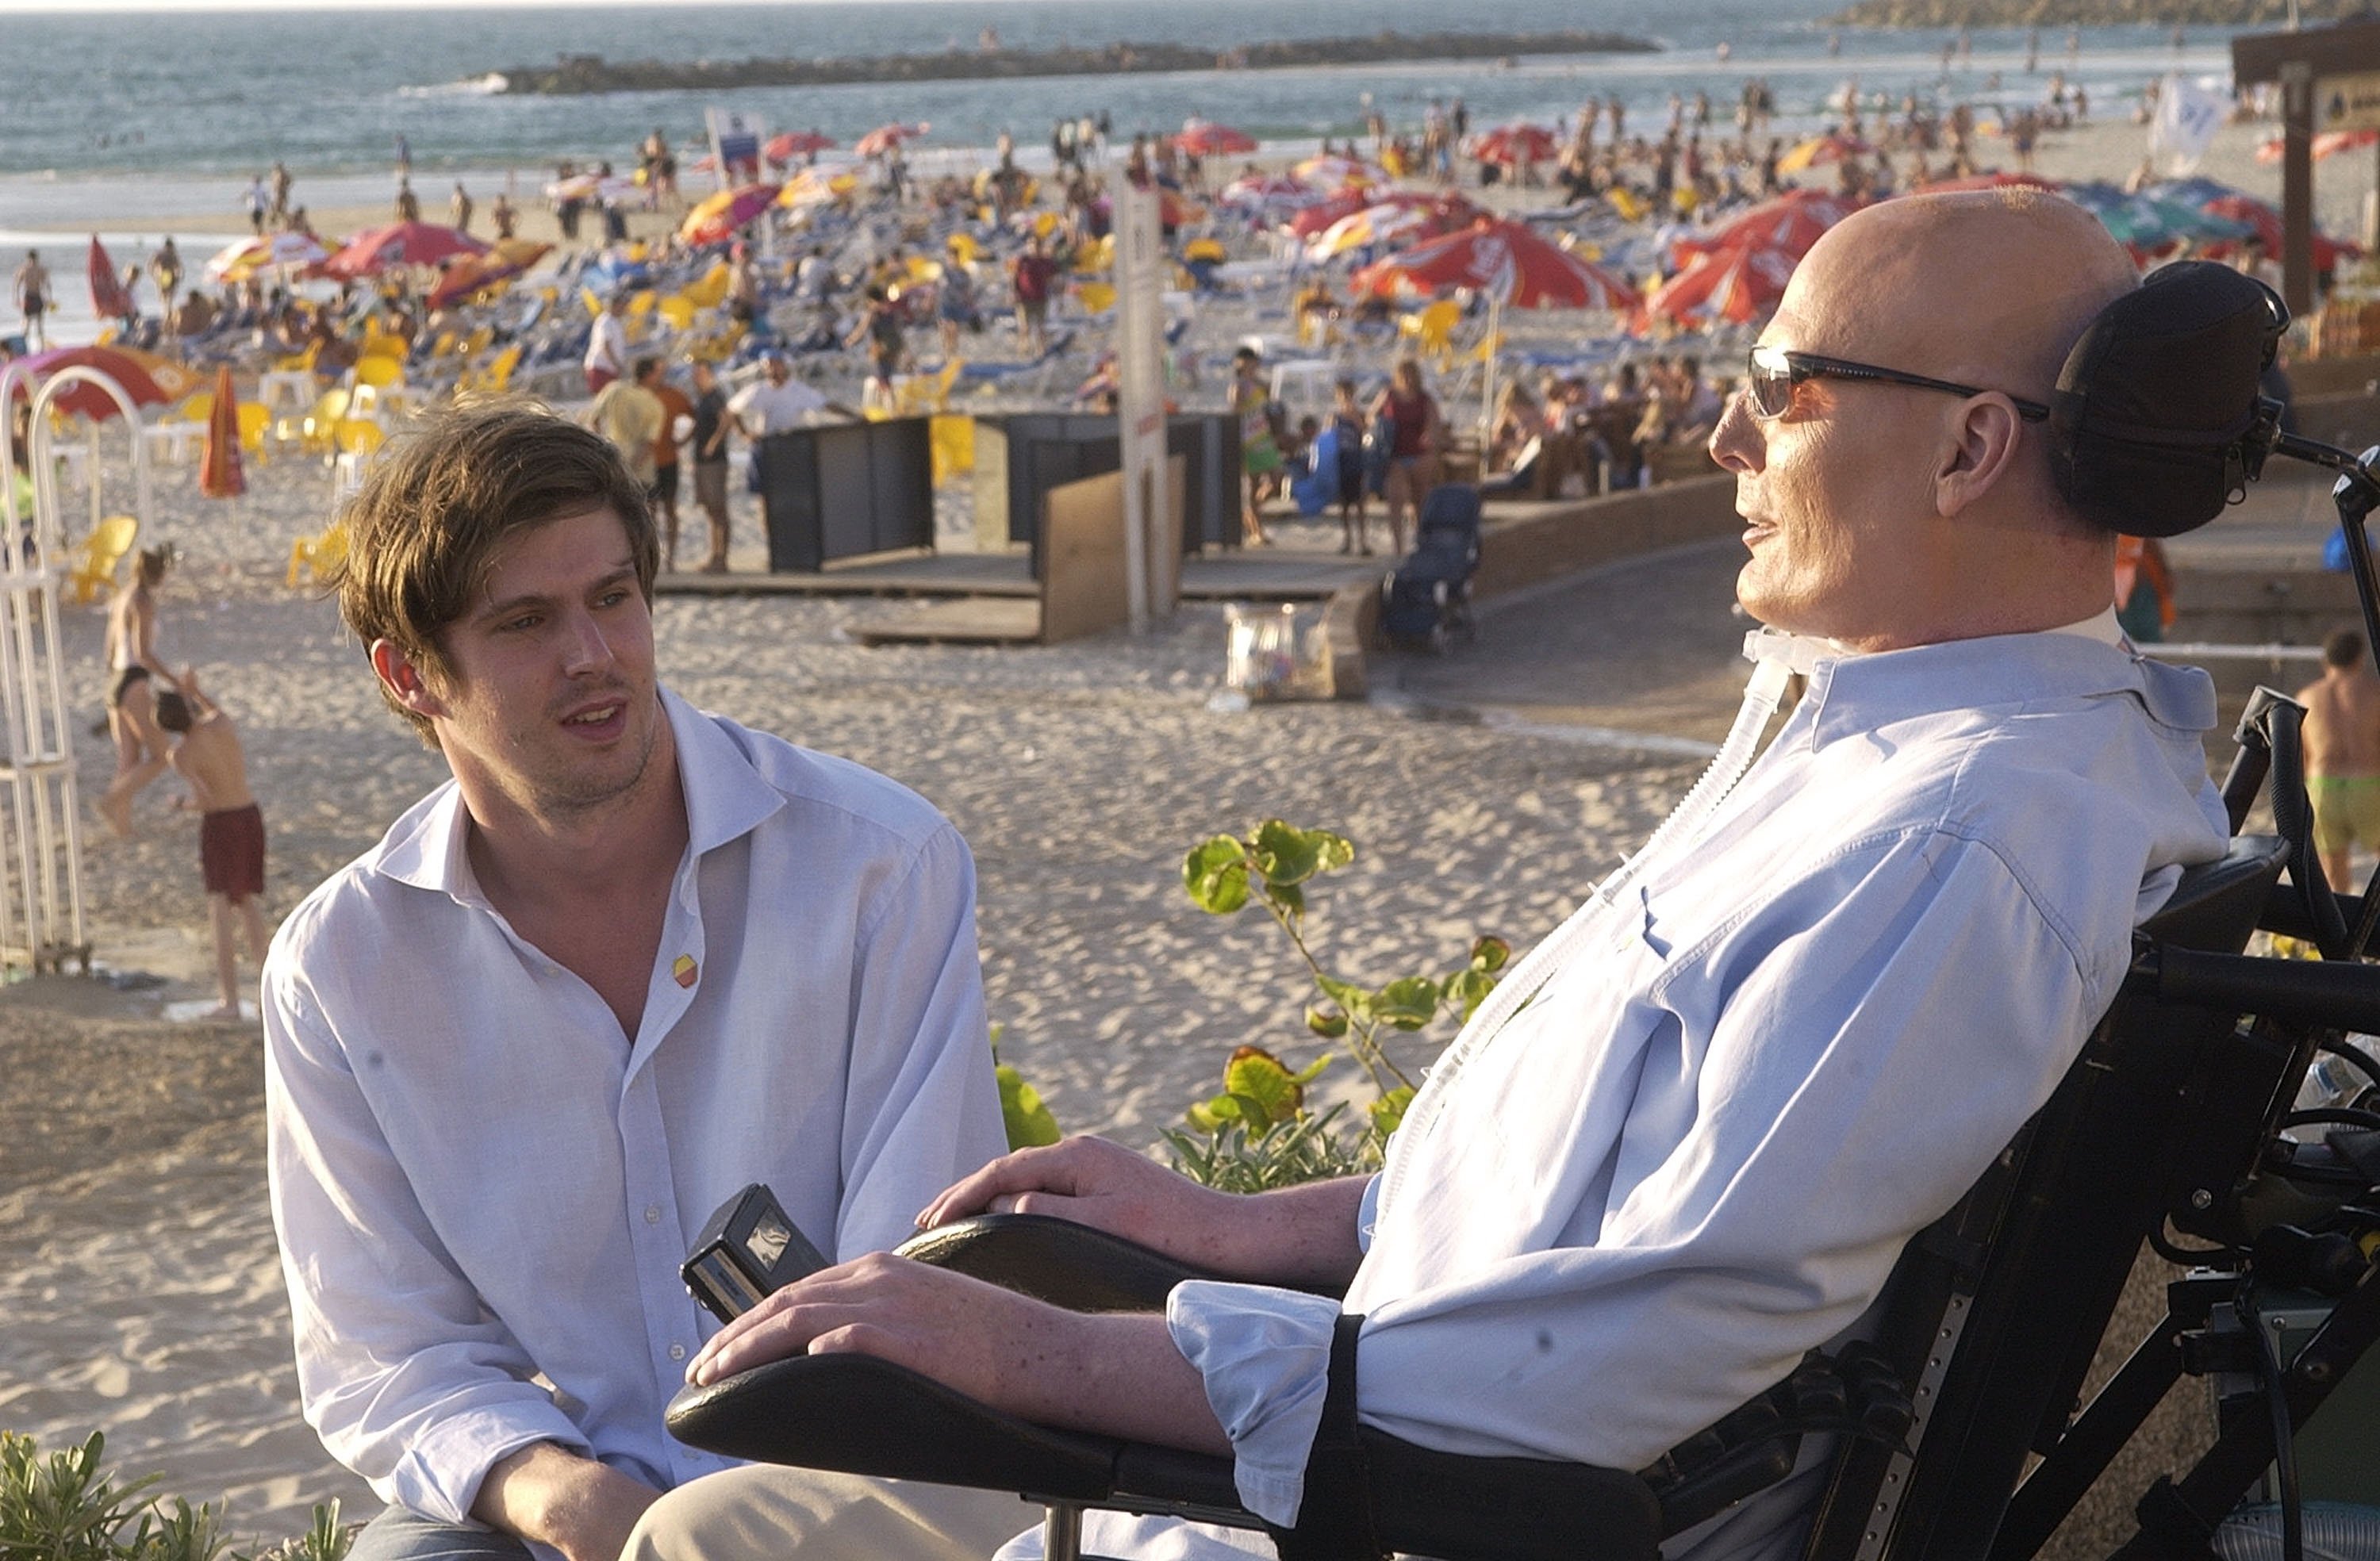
1148,629,2228,1561
263,690,1008,1540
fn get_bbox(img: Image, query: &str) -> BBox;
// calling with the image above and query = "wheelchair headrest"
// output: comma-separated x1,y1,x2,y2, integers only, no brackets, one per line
2048,260,2286,539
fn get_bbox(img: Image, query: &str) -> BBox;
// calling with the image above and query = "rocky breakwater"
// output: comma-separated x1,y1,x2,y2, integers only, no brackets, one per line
495,29,1659,96
1829,0,2365,26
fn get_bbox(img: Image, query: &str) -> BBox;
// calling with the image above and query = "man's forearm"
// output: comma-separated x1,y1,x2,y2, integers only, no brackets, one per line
470,1443,660,1561
1234,1176,1372,1290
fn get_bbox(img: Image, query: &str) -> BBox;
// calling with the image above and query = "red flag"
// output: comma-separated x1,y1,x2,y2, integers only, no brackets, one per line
87,236,135,320
198,363,245,500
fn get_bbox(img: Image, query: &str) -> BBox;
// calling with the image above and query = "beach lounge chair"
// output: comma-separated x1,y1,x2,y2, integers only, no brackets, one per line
66,514,138,606
286,520,347,590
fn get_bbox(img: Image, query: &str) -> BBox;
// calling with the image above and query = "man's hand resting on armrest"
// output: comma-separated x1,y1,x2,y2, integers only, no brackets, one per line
472,1443,661,1561
685,1252,1234,1457
915,1135,1371,1293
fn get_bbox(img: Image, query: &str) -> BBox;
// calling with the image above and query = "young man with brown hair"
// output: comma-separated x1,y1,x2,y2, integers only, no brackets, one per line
262,404,1014,1561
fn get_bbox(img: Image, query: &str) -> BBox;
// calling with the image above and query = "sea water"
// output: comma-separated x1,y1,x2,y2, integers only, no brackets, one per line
0,0,2240,345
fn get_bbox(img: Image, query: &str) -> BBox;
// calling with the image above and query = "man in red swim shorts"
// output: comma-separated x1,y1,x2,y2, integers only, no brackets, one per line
155,669,268,1022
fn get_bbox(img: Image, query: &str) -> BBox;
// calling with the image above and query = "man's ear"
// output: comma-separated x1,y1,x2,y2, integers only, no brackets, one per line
370,639,446,723
1933,396,2027,519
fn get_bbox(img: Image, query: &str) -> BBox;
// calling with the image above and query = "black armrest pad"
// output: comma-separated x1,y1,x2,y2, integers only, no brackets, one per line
893,1214,1227,1312
666,1354,1123,1501
666,1354,1661,1561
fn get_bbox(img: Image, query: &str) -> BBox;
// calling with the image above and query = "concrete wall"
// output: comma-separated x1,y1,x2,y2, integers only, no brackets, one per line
2290,353,2380,398
2292,389,2380,454
1322,475,1740,699
1470,475,1740,601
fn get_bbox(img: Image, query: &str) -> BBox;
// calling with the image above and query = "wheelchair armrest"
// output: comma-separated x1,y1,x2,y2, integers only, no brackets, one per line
666,1355,1663,1561
892,1213,1238,1312
666,1353,1134,1502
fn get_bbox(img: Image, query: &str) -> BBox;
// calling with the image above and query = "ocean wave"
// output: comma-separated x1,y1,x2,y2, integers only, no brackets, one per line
399,72,510,99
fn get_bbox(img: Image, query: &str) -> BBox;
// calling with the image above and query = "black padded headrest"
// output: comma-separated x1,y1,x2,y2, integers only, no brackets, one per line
2048,260,2286,538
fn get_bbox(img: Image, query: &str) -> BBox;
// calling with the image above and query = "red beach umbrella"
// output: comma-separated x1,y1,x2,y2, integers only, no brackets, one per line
1289,187,1468,240
2199,192,2360,270
198,363,244,501
86,236,135,320
10,345,170,421
855,122,928,157
764,130,838,163
680,184,781,247
1353,219,1641,311
428,238,554,308
1174,121,1259,157
1670,190,1859,268
1640,244,1799,328
1469,124,1560,167
322,221,489,279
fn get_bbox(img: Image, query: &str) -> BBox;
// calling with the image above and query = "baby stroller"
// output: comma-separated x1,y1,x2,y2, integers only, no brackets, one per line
1380,484,1482,651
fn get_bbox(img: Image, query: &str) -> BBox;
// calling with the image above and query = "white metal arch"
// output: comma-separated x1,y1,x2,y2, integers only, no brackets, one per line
0,361,156,975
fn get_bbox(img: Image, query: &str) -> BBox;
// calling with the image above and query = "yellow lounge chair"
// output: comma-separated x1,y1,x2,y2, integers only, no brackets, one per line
67,514,138,606
286,520,348,589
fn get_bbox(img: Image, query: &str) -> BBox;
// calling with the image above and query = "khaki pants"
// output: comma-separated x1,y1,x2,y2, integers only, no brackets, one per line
623,1465,1037,1561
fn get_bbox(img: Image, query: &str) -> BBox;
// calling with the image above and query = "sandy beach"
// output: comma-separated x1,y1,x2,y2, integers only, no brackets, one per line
1,83,2368,1559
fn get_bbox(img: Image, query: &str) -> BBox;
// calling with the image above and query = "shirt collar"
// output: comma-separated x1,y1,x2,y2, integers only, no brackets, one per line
1790,624,2215,750
370,685,786,903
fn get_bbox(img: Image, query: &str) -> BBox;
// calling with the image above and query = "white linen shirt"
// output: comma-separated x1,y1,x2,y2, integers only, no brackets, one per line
727,378,828,436
1138,630,2231,1561
263,689,1008,1533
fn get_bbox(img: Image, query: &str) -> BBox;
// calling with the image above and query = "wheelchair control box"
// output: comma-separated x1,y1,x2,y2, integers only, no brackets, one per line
681,1183,830,1325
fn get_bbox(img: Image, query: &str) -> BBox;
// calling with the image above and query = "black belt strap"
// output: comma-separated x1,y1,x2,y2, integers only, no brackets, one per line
1269,1313,1386,1561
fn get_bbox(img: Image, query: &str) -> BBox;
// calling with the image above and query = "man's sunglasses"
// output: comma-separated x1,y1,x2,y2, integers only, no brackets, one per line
1744,345,2052,424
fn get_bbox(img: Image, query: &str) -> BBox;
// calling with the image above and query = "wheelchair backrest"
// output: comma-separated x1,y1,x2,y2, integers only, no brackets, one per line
1804,834,2290,1561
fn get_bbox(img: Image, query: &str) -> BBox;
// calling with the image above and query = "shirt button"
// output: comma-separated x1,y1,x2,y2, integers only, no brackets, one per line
669,1344,687,1361
644,1206,662,1224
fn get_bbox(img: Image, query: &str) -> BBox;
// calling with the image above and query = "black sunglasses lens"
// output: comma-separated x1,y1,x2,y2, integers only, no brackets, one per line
1748,361,1793,417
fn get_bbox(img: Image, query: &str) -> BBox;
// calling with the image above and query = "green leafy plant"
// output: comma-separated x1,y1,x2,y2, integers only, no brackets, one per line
1172,820,1508,1186
990,1024,1060,1151
0,1433,352,1561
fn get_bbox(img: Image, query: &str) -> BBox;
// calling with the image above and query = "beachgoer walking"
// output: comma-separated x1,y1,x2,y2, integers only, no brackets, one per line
99,544,175,837
393,132,410,176
448,182,474,235
584,292,629,394
1010,236,1058,357
1371,356,1441,556
489,191,517,240
13,250,51,348
154,669,268,1022
150,236,182,315
689,359,732,572
394,178,420,224
584,354,666,490
847,285,906,412
2298,630,2380,890
647,363,693,570
1330,377,1371,554
244,176,268,235
1231,347,1280,547
269,161,293,223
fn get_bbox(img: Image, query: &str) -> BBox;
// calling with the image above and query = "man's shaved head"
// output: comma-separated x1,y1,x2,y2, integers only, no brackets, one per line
1710,190,2143,650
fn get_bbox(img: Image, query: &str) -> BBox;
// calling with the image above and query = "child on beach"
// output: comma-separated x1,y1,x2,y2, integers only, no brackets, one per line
100,544,175,837
154,669,268,1022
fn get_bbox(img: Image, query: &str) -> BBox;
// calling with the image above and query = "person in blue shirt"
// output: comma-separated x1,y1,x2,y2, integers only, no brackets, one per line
649,190,2231,1561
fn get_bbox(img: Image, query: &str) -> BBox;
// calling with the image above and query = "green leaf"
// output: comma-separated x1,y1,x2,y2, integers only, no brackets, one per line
1470,935,1512,973
1290,1053,1334,1085
1187,1095,1242,1132
1222,1046,1306,1126
1445,968,1496,1022
1265,881,1306,919
1373,976,1441,1030
1369,1085,1417,1137
1315,974,1373,1026
1304,1003,1349,1038
1182,837,1251,915
1251,821,1353,887
996,1064,1061,1149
